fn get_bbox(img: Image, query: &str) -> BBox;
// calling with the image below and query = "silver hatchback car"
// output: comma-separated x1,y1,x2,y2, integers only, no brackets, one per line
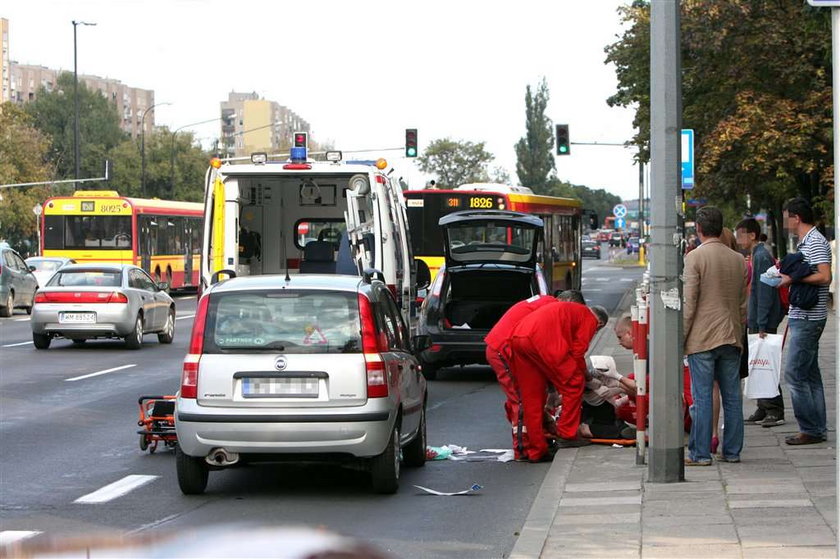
30,264,175,349
175,273,428,495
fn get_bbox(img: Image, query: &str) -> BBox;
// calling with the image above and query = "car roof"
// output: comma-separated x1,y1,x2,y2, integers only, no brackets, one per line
26,256,72,262
57,263,134,273
210,274,366,294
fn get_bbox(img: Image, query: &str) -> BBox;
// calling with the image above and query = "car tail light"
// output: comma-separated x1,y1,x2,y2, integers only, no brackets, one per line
34,291,128,303
181,294,210,399
358,293,388,398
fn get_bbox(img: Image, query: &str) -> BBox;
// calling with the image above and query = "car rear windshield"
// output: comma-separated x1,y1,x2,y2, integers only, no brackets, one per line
28,259,64,273
48,270,122,287
203,290,361,354
447,223,535,263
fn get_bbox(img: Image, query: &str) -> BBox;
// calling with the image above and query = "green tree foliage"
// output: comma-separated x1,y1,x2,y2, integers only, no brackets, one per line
107,129,208,201
0,103,55,251
605,1,832,235
515,78,555,193
416,138,495,188
545,177,621,227
25,72,125,180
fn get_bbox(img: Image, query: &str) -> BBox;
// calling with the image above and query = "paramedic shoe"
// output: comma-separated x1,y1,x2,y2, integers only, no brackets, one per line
745,409,766,424
760,415,785,428
556,437,592,448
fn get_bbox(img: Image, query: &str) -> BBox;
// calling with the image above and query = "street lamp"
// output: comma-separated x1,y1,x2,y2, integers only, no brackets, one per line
72,20,96,189
169,117,221,196
140,101,171,198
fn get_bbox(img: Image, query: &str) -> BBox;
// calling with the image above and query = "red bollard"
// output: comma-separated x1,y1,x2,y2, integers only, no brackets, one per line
635,288,648,465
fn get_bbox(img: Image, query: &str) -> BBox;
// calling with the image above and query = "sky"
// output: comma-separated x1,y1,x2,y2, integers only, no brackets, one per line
4,0,641,200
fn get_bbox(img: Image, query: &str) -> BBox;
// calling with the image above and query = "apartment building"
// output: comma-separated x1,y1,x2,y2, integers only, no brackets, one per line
220,91,310,157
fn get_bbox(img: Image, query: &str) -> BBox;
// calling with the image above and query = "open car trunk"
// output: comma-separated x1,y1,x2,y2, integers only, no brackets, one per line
443,267,536,331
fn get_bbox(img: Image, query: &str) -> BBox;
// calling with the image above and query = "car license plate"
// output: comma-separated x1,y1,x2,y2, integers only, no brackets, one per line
242,377,319,398
59,312,96,324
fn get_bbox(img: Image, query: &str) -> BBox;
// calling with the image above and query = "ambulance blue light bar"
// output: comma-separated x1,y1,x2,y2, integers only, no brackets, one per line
290,132,308,162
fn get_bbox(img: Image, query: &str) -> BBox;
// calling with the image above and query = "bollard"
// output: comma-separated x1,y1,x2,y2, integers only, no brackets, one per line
635,287,649,465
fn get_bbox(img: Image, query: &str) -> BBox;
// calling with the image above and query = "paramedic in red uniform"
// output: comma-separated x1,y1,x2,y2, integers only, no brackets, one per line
509,303,609,461
484,290,585,459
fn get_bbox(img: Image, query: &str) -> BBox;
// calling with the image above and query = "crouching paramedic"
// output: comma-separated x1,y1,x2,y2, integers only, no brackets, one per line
484,290,585,459
509,303,609,461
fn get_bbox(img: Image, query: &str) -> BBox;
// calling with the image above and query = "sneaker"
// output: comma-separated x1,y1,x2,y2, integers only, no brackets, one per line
684,457,712,466
715,455,741,463
556,437,592,448
745,409,766,424
760,415,785,428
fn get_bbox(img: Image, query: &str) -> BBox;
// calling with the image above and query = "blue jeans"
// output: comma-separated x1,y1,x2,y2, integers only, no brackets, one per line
786,318,827,438
687,345,744,462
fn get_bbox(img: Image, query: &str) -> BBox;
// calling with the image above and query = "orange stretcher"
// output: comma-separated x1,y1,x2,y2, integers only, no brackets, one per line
136,395,177,453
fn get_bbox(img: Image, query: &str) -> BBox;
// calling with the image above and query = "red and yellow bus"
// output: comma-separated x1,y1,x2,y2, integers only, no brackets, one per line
41,191,203,289
404,183,583,293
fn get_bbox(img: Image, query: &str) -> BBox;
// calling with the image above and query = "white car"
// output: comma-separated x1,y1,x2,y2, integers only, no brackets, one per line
25,256,76,288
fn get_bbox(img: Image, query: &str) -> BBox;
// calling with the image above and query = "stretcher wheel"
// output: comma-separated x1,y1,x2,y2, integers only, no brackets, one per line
139,434,149,451
149,440,158,454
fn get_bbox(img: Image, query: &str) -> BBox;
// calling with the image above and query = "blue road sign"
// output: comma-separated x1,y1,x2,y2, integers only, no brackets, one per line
614,217,626,229
682,129,694,190
613,204,628,218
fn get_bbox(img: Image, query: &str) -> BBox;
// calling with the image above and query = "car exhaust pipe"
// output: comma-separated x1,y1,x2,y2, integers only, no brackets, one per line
206,447,239,467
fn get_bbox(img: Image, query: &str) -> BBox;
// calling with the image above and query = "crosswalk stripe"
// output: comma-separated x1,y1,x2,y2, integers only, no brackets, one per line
175,314,195,321
0,531,42,546
65,364,136,382
2,341,32,347
74,475,158,504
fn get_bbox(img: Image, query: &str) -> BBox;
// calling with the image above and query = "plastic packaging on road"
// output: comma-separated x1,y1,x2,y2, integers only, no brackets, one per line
426,445,514,462
414,483,483,496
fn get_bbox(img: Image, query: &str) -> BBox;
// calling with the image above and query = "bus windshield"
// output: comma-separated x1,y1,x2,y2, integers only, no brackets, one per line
406,192,503,256
44,215,132,250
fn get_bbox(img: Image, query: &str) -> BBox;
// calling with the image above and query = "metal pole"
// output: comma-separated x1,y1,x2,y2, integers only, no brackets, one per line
141,121,146,198
831,7,839,455
648,0,684,483
73,21,80,187
639,161,645,265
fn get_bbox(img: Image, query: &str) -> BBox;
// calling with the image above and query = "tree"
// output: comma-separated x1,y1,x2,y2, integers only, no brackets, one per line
0,103,55,252
605,1,832,241
25,72,125,180
515,78,555,193
416,138,495,188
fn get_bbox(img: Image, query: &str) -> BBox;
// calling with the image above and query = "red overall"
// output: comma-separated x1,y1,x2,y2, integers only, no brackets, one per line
615,365,694,433
485,295,559,459
509,303,599,460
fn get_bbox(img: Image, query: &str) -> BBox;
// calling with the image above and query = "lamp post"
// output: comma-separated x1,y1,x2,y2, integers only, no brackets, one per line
169,117,221,196
72,20,96,189
140,102,171,198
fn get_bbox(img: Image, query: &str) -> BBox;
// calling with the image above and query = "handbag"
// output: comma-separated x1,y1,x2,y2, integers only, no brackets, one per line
744,333,783,399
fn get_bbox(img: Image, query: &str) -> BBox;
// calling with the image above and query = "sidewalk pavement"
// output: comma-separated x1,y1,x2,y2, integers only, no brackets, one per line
512,314,837,558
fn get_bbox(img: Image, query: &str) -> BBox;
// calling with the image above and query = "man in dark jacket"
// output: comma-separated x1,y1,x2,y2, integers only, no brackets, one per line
736,218,786,427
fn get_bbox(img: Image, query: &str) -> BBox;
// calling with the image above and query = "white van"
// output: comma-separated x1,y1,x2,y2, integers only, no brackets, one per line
200,146,429,331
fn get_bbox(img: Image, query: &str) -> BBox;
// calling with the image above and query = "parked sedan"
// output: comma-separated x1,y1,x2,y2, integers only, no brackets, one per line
0,242,38,317
30,264,175,349
626,237,641,254
582,239,601,259
25,256,76,288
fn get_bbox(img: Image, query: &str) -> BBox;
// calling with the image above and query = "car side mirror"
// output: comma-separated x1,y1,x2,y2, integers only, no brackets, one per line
415,259,431,291
157,281,170,292
28,265,36,272
412,334,432,353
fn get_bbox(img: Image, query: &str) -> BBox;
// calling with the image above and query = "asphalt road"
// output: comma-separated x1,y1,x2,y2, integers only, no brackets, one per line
0,256,642,558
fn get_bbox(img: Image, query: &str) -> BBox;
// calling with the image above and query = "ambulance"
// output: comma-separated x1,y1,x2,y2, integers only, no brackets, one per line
200,134,429,330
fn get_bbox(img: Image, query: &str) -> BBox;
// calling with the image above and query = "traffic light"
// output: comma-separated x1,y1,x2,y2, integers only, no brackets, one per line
405,128,418,158
556,124,570,156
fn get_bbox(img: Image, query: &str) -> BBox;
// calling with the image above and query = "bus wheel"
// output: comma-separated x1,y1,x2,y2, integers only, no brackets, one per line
166,266,172,285
154,269,161,283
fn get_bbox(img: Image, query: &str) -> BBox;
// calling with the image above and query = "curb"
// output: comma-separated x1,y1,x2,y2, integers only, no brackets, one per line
508,449,576,559
509,282,639,558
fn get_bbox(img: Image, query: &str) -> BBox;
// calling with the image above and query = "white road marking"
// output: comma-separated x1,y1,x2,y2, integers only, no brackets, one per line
2,341,32,348
621,278,636,282
74,475,158,504
585,288,604,292
14,317,30,322
176,295,195,300
596,277,610,282
65,364,136,382
0,531,42,546
175,314,195,321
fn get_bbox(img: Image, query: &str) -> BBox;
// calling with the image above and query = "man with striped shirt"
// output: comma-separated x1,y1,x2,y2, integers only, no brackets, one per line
779,198,833,445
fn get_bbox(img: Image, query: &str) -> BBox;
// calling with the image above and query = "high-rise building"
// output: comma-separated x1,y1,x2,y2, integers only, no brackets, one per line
1,19,10,103
220,91,310,157
9,62,155,138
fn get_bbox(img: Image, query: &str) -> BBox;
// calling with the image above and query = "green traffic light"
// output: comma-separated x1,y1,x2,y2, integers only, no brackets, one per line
559,146,568,154
407,147,417,157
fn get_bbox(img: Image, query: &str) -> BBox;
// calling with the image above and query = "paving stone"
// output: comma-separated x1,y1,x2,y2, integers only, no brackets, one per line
561,490,641,501
564,481,641,493
797,465,836,482
643,480,723,493
554,504,642,516
737,523,837,547
641,543,742,558
643,523,738,546
804,479,837,497
728,498,813,508
552,512,640,526
740,446,787,458
731,507,825,526
641,513,733,528
725,482,808,494
644,490,726,502
741,546,838,559
560,495,641,507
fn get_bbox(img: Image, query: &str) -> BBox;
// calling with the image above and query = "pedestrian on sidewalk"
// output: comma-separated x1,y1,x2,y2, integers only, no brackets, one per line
779,197,833,445
508,302,608,461
684,206,748,466
736,217,786,427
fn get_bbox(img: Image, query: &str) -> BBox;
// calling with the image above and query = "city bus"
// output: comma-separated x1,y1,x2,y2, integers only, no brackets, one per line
41,191,203,289
404,183,584,293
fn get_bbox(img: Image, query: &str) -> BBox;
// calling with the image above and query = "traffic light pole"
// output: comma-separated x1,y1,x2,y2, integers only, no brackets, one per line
648,0,685,483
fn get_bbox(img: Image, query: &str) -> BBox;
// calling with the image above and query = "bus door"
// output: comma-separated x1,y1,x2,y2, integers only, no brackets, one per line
183,220,193,285
140,219,152,274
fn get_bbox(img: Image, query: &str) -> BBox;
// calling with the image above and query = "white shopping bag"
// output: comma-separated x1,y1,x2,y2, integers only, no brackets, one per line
744,333,783,399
